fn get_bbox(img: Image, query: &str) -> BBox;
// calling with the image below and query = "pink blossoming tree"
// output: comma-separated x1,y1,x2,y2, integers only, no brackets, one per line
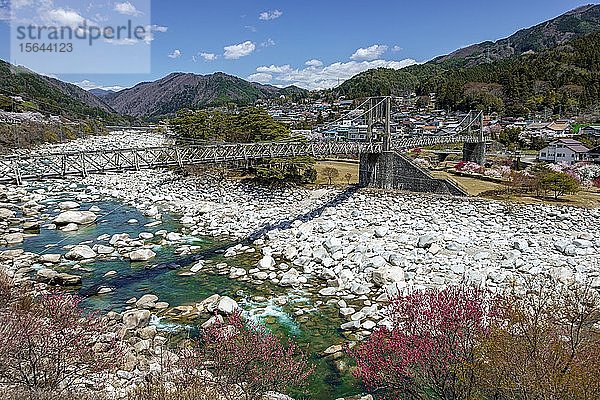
350,286,493,400
179,312,315,400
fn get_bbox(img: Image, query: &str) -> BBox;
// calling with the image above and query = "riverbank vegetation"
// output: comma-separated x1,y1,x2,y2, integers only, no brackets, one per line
0,270,314,400
3,268,599,400
0,120,108,153
0,273,120,395
171,107,318,184
2,266,599,400
350,279,600,400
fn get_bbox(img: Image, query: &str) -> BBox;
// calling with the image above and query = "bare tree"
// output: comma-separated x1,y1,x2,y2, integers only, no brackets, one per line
478,276,600,400
0,284,121,394
322,167,339,185
344,172,353,185
178,312,314,400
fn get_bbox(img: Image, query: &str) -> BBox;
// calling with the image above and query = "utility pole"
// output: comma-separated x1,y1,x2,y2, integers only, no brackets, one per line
11,96,18,148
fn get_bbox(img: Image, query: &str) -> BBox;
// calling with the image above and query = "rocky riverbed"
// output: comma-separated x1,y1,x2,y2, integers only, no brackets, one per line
79,168,600,339
10,130,170,157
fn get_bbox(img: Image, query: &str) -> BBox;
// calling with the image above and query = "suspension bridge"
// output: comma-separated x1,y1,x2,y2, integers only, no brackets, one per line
0,97,488,195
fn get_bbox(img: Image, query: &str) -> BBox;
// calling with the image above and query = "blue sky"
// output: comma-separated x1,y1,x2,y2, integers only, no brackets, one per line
0,0,595,91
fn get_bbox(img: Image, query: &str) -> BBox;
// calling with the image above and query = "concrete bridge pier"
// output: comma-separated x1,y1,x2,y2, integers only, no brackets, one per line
462,142,486,165
359,151,468,196
359,152,395,190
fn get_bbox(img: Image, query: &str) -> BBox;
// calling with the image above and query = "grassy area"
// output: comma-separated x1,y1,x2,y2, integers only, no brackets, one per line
313,161,600,208
430,170,505,196
432,170,600,208
314,160,359,185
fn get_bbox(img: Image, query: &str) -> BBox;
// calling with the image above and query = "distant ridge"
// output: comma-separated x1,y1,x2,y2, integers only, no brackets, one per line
89,88,116,98
433,3,600,66
103,72,308,117
334,4,600,116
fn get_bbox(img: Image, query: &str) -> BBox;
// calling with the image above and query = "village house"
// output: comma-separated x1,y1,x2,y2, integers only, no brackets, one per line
538,139,590,165
582,126,600,137
546,120,573,137
588,146,600,163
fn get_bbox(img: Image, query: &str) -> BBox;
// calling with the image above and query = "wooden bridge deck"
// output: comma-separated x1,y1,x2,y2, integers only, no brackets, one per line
0,135,483,184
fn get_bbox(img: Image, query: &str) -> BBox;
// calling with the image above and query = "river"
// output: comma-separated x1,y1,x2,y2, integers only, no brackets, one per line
11,190,360,399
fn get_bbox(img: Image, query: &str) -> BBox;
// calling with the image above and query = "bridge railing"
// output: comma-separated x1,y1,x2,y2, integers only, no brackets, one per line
0,135,486,184
0,141,384,183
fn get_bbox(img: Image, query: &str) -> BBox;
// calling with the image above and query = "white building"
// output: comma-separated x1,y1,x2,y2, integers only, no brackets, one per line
538,139,590,165
348,125,368,141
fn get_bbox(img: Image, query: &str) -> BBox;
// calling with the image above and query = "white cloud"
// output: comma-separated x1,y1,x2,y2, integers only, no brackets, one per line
259,9,282,21
139,24,168,44
72,79,125,92
261,38,275,48
247,72,273,84
256,64,292,73
223,40,255,59
252,58,418,90
305,59,323,68
351,44,389,61
105,24,165,45
114,2,141,16
168,49,182,59
0,4,10,21
11,0,34,9
391,45,402,52
199,52,217,61
45,8,85,27
152,25,168,33
245,25,257,32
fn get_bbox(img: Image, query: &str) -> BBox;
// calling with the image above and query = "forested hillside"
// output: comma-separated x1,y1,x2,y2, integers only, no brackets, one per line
0,60,120,120
435,4,600,66
336,32,600,116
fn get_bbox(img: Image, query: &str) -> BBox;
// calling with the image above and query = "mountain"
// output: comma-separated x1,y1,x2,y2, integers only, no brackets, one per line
336,5,600,116
0,60,116,119
104,72,308,117
89,88,116,98
434,4,600,66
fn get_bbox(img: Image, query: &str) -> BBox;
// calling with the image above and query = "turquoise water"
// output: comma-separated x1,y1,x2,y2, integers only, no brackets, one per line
10,196,360,399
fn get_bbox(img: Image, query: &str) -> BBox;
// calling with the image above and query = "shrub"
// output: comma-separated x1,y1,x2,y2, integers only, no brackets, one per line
0,389,106,400
349,281,600,400
179,312,314,400
537,171,581,199
504,170,537,194
42,130,60,143
477,278,600,400
0,269,13,305
0,292,120,393
350,286,493,400
454,161,483,174
344,172,353,185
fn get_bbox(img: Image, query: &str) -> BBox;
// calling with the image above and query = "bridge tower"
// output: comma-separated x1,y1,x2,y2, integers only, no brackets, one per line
383,96,391,151
367,98,373,142
461,111,486,165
